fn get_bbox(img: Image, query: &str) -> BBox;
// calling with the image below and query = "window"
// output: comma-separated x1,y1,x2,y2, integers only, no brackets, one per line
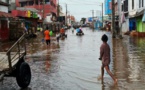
122,5,124,11
45,0,50,4
124,0,128,12
20,2,27,7
29,1,34,5
132,0,134,9
139,0,141,8
36,1,38,5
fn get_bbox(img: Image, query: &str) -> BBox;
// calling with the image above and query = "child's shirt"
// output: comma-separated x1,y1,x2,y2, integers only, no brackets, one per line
100,42,110,66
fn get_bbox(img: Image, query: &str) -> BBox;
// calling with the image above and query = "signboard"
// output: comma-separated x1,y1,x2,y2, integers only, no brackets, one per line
0,6,8,13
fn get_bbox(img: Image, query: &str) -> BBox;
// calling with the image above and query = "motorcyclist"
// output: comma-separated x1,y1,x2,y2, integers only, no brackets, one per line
60,27,65,37
78,27,83,33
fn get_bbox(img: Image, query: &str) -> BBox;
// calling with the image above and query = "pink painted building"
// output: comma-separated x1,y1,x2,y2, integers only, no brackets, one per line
14,0,57,20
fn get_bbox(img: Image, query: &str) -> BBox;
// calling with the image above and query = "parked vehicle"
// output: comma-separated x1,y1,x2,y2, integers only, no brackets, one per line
0,34,31,88
76,27,84,36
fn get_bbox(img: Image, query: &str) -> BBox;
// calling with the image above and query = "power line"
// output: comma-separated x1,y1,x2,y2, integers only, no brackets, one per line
80,0,103,3
72,11,92,14
60,3,101,5
68,0,103,5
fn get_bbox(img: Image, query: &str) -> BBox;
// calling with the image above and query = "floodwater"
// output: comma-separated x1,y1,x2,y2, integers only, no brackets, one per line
0,28,145,90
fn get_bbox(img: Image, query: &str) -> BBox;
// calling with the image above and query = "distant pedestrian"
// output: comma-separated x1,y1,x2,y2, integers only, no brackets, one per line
44,27,51,48
99,34,117,84
56,32,60,43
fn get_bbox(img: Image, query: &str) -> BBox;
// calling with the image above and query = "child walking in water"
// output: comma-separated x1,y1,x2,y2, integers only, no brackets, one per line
99,34,117,84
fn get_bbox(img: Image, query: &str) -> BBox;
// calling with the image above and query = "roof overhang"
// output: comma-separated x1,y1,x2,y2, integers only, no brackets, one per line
0,11,15,18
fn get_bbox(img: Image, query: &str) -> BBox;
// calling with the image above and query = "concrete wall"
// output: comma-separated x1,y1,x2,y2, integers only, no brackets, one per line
128,0,138,11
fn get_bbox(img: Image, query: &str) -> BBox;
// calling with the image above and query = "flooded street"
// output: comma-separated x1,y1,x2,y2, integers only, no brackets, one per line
1,28,145,90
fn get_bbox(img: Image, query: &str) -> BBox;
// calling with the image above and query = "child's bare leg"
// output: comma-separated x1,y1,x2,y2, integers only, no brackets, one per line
101,65,104,83
104,66,117,84
101,65,104,78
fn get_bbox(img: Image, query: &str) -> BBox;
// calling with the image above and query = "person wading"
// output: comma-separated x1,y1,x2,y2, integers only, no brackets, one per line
99,34,117,84
44,27,51,48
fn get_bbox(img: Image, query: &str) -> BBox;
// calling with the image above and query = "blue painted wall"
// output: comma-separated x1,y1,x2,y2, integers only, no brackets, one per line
105,0,112,15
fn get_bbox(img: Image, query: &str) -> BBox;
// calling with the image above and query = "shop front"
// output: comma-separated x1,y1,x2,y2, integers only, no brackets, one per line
0,11,15,41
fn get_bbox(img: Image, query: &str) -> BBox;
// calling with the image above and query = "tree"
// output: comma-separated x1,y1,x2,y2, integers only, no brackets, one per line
80,18,86,24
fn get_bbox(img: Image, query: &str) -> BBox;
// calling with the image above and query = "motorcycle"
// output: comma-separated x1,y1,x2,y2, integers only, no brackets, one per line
76,32,84,36
59,33,67,39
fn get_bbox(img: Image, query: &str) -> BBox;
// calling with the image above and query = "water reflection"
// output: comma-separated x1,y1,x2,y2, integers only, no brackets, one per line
113,35,145,90
1,29,145,90
45,54,51,72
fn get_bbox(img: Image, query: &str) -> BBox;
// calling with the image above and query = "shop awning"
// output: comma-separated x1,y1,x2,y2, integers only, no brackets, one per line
129,8,144,18
0,11,15,18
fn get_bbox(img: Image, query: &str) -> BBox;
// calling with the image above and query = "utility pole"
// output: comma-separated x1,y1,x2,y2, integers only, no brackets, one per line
42,0,45,31
57,0,60,31
102,3,103,28
112,0,116,38
91,10,94,21
118,0,123,39
91,10,94,29
65,4,67,26
57,0,60,19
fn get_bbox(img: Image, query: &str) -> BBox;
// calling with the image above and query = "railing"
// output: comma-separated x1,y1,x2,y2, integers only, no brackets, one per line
6,34,26,70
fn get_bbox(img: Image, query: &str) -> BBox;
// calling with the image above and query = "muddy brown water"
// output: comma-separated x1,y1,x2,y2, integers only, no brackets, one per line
0,28,145,90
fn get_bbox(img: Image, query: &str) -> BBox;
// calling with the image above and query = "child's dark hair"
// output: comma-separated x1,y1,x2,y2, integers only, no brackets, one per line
101,34,108,42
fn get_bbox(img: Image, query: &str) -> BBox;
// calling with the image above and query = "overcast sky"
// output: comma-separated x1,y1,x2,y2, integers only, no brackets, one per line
59,0,104,21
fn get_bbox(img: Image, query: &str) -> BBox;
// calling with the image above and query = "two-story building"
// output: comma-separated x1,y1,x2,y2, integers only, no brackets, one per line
11,0,57,32
119,0,129,33
15,0,57,20
128,0,145,35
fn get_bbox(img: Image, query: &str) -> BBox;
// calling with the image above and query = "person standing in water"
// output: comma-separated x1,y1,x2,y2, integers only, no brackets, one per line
99,34,117,84
44,26,50,48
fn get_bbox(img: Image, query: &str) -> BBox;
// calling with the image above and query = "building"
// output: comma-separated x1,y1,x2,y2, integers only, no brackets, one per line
15,0,57,21
0,1,15,41
11,0,58,33
128,0,145,35
118,0,129,33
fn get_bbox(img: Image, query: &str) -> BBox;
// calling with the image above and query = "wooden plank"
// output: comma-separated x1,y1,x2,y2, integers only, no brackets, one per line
0,51,25,72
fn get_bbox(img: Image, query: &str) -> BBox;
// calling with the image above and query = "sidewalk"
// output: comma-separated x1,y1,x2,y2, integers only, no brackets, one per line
112,35,145,90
